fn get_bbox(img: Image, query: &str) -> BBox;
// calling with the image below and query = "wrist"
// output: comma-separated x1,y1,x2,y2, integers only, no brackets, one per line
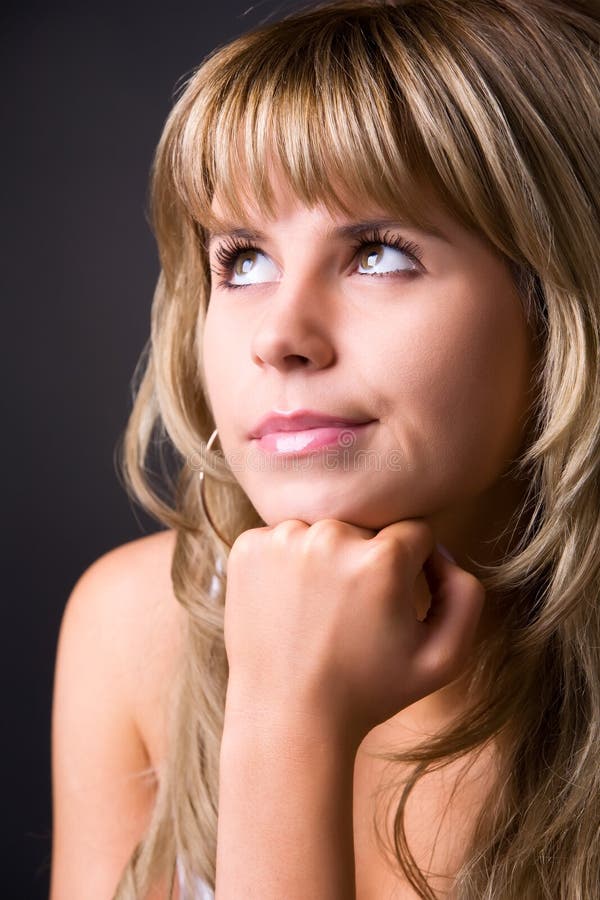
216,679,358,899
222,679,362,759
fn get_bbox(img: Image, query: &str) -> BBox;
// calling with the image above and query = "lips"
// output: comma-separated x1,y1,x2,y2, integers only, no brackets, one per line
249,409,376,439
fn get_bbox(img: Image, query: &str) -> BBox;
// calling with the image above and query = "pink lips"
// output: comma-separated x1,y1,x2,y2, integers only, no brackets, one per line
249,409,376,455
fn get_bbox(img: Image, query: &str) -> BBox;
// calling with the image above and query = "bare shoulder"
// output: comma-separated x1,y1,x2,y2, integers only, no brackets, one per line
65,528,185,766
50,529,184,898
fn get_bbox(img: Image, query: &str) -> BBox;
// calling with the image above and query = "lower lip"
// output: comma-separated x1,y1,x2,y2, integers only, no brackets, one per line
253,422,375,454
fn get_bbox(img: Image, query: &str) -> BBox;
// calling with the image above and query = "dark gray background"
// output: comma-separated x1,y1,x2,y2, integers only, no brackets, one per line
2,1,311,895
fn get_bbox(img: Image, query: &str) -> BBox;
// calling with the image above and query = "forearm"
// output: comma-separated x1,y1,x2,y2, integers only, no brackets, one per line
214,692,358,899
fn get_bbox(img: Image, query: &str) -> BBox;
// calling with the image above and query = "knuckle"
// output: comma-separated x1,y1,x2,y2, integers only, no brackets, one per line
461,571,487,602
305,518,345,544
229,528,259,560
391,518,433,549
366,537,409,569
391,538,412,567
271,519,306,544
406,518,433,542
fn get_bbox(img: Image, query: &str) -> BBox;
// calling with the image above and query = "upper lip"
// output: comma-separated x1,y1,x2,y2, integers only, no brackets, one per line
249,409,376,439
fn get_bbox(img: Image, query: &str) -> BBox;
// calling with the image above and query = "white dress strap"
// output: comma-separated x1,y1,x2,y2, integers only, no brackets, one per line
208,555,226,602
176,855,215,900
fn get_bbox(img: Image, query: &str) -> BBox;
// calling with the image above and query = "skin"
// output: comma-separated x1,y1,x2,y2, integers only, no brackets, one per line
201,169,539,897
48,165,538,899
203,175,535,536
46,154,539,898
202,170,538,730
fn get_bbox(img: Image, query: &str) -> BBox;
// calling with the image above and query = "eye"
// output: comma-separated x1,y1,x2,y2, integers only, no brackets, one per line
356,243,413,274
230,249,279,285
210,228,423,291
212,239,279,288
353,231,422,277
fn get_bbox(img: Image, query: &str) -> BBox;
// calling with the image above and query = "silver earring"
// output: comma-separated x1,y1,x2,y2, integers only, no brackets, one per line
199,428,232,549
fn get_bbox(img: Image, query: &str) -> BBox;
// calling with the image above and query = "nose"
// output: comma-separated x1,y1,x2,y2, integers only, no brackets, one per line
250,278,336,371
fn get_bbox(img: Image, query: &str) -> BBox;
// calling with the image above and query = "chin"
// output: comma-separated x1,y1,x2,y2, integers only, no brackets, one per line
250,493,403,532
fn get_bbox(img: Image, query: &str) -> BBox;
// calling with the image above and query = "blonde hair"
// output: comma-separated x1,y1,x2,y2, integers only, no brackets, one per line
113,1,600,897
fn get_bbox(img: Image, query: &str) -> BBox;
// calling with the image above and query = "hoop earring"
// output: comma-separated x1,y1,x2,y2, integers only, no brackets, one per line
199,428,233,549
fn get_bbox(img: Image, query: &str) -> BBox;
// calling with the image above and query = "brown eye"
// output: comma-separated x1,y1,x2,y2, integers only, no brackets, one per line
233,251,258,276
355,238,417,276
359,244,384,270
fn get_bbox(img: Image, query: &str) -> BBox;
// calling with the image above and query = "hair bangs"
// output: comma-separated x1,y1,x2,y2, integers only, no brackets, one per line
170,8,468,239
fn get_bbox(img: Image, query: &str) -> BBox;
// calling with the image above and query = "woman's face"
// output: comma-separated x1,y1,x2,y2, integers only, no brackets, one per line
202,173,537,560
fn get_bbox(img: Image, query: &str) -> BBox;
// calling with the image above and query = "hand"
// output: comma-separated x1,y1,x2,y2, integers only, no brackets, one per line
222,518,485,747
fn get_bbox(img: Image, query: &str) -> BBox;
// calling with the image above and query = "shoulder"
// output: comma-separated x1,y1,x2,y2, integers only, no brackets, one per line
61,529,185,768
50,530,186,897
63,529,183,664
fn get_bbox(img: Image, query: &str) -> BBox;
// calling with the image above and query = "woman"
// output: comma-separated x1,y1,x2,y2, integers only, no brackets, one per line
50,1,600,898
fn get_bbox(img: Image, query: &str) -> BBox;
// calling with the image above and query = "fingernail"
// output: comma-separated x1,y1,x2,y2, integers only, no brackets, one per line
436,542,456,563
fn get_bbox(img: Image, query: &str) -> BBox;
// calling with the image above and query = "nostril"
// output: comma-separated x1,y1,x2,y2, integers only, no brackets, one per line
276,353,312,369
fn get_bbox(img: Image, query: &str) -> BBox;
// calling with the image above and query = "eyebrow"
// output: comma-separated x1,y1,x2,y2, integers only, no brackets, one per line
206,217,448,247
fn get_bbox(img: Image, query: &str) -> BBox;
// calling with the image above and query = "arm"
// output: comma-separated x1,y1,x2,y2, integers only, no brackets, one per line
215,519,484,900
49,540,178,900
214,683,358,900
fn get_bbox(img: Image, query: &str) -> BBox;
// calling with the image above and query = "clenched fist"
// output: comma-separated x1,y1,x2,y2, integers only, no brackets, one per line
222,517,485,747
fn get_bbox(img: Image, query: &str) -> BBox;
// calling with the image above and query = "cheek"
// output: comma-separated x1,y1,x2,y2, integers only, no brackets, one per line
376,283,532,486
201,306,248,452
201,308,230,420
201,312,215,404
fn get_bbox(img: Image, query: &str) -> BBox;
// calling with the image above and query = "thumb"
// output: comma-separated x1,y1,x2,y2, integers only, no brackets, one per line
421,542,458,602
417,543,486,684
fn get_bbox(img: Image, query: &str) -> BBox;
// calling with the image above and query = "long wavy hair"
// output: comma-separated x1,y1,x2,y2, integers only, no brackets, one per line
112,1,600,897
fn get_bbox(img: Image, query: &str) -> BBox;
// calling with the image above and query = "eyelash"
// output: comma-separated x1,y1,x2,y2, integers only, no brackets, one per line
211,228,424,290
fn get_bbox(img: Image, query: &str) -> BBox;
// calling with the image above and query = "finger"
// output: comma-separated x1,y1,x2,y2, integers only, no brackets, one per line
307,518,377,541
416,546,486,683
369,518,436,583
421,541,456,598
